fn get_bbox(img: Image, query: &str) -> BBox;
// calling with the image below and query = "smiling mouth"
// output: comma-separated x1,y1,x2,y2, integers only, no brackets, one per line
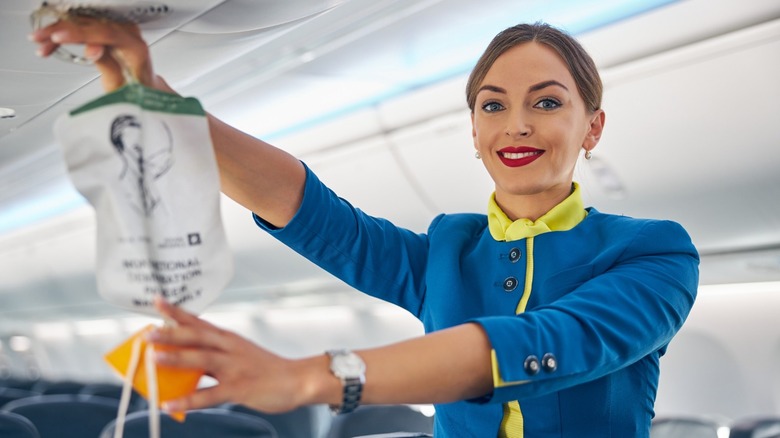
498,149,544,167
500,151,541,160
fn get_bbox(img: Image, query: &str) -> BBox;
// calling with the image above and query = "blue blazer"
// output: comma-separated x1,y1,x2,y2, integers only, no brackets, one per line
256,164,699,437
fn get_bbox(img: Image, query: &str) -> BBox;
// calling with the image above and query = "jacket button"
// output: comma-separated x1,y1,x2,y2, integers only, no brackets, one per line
524,355,540,376
508,247,521,263
503,277,518,292
541,353,557,372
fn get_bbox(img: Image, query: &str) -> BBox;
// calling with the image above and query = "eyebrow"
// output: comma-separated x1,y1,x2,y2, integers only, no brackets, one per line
528,80,568,93
477,80,569,96
477,84,506,94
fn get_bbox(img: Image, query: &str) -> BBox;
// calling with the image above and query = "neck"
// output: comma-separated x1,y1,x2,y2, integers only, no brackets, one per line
494,183,572,222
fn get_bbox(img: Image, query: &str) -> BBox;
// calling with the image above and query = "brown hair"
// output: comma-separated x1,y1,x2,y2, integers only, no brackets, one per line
466,22,602,113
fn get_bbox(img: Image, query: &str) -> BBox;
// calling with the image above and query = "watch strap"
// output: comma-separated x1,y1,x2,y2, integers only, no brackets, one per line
336,375,362,414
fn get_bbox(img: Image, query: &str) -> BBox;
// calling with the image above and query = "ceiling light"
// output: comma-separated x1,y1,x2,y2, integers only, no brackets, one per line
34,322,74,341
0,107,16,119
9,335,32,352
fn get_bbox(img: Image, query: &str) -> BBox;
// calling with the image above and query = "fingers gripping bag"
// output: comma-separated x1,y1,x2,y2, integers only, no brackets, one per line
54,82,234,431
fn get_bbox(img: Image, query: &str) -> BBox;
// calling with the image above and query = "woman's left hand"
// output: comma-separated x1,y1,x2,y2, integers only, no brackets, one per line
148,297,319,414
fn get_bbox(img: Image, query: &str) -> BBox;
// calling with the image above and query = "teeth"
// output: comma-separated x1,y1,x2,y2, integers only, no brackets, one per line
501,151,540,159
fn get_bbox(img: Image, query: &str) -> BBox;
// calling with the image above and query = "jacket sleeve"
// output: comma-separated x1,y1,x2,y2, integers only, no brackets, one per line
254,163,431,316
471,219,699,402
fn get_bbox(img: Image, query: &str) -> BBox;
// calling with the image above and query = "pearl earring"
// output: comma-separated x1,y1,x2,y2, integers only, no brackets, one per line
584,150,592,160
475,151,481,160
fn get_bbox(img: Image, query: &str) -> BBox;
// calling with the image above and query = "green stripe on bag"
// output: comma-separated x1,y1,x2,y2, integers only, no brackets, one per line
71,83,206,116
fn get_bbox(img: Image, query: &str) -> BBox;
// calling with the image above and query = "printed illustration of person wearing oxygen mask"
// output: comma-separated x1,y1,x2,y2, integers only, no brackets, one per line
110,114,174,217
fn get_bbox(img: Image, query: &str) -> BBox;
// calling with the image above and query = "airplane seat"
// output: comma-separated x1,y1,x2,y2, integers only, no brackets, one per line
352,434,432,438
30,379,85,395
325,405,434,438
0,411,41,438
80,382,148,412
728,417,780,438
99,408,278,438
1,394,120,438
0,378,40,391
650,417,724,437
225,402,332,438
0,388,39,410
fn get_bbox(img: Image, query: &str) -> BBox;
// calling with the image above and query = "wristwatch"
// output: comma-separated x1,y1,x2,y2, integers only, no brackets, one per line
326,349,366,414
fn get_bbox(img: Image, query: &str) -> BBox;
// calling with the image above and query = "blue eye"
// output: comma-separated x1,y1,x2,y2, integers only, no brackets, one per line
481,101,504,112
534,98,561,110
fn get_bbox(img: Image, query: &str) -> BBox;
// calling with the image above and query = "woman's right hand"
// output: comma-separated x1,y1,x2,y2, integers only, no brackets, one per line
30,16,162,92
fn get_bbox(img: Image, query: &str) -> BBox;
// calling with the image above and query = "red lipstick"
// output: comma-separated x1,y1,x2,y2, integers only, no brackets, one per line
497,146,544,167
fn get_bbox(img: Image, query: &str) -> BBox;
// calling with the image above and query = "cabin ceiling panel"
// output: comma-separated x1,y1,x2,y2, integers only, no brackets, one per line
151,25,302,89
580,0,780,68
390,112,493,216
305,137,435,232
700,249,780,286
0,71,93,107
596,23,780,199
177,0,344,34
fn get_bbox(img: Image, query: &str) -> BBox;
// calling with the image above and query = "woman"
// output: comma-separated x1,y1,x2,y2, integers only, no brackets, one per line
32,20,698,437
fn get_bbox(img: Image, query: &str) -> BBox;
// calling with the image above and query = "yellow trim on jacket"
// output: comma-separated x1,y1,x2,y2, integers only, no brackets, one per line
487,183,588,438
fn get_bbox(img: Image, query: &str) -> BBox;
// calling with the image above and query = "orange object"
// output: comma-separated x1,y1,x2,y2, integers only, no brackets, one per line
104,324,204,422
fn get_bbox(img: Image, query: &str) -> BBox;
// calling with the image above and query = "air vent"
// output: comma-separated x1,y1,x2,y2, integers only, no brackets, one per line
35,1,171,24
31,2,172,65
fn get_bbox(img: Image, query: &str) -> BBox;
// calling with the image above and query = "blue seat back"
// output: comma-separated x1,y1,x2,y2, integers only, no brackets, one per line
650,417,721,438
80,382,148,412
1,394,119,438
30,380,85,395
729,417,780,438
0,378,40,391
0,411,41,438
100,408,278,438
227,403,331,438
326,405,434,438
0,388,39,410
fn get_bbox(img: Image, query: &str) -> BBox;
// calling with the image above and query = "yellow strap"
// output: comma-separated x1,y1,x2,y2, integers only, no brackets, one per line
516,238,534,314
498,401,524,438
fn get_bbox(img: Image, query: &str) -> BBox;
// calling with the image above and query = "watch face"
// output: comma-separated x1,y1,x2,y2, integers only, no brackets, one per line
331,351,366,377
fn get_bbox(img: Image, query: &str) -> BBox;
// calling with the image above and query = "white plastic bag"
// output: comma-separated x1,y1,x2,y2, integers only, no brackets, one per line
54,83,233,316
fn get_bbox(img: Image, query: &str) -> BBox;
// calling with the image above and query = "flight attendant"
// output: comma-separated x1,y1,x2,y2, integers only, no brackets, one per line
32,19,698,437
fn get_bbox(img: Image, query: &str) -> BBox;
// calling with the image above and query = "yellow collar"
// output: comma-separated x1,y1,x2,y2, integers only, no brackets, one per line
487,183,587,242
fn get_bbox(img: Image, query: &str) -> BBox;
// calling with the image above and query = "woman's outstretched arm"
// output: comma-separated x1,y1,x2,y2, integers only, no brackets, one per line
149,298,494,414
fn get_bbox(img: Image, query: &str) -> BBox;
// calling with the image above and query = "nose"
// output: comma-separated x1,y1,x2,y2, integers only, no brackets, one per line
505,109,531,137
